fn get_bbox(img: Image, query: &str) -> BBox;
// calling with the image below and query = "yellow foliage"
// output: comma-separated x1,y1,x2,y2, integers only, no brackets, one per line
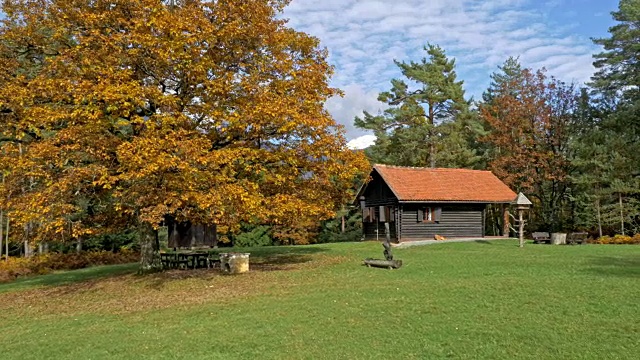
0,0,368,245
596,234,640,245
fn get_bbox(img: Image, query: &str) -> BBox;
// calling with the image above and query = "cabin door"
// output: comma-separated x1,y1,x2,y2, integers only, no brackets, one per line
379,205,397,242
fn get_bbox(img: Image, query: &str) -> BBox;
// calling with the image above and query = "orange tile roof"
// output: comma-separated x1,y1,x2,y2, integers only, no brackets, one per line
373,164,517,203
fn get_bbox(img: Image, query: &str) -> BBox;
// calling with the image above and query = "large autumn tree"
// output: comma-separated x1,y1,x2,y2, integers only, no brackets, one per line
0,0,368,270
480,64,579,231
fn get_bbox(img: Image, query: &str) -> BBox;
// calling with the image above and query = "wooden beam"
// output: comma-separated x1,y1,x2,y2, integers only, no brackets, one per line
502,204,510,237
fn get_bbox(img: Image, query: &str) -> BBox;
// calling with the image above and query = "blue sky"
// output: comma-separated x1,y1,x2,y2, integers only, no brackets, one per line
281,0,619,148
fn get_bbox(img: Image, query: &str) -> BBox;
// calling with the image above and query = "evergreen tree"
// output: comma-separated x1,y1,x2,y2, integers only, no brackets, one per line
482,57,525,103
582,0,640,235
355,44,480,168
592,0,640,104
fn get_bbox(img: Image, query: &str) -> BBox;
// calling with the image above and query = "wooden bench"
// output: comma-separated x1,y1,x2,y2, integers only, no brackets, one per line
566,232,588,245
532,232,550,244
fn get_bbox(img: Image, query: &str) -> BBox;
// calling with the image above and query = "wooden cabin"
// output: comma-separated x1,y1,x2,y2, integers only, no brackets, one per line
165,216,218,249
356,165,517,241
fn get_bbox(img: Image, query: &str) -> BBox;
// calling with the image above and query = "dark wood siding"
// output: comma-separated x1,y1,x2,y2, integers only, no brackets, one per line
400,204,485,239
360,170,399,241
362,170,398,206
363,206,398,241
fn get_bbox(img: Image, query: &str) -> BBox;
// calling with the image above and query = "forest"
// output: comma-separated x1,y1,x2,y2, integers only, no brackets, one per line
0,0,638,271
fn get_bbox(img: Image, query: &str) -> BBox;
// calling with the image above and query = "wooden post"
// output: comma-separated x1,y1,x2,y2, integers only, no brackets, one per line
518,209,525,248
502,205,510,237
379,206,390,243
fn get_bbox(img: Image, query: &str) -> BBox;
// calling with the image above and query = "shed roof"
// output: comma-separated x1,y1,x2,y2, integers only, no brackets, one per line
369,164,517,203
513,192,533,206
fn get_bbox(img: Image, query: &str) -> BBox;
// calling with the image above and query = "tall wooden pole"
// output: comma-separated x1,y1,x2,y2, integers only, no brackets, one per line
502,204,510,237
518,209,525,248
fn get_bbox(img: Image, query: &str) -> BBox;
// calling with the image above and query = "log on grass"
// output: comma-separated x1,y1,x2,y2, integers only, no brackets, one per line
363,258,402,269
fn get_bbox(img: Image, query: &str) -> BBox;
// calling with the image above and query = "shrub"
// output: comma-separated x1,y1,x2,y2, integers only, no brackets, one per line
612,235,632,244
595,234,640,245
0,250,139,283
234,225,273,247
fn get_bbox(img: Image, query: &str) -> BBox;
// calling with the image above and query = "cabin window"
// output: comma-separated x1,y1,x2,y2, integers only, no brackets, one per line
363,207,377,223
418,207,442,223
424,207,433,222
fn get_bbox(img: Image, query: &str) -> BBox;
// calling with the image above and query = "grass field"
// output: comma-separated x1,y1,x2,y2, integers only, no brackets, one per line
1,240,638,359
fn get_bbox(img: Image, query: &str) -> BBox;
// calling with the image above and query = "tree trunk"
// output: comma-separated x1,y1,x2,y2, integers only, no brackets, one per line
24,239,31,258
23,221,32,258
4,217,8,261
619,193,624,235
429,140,436,168
0,209,3,259
139,222,162,274
428,101,436,168
595,196,602,238
76,238,83,253
502,205,510,237
212,224,218,249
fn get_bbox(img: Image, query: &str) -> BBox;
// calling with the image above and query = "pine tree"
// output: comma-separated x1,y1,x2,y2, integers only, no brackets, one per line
355,44,479,168
585,0,640,235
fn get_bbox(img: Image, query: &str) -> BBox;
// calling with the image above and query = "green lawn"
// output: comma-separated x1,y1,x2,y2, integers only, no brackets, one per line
1,240,638,359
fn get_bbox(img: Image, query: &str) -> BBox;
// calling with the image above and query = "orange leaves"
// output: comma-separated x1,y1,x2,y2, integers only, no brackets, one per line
0,0,367,247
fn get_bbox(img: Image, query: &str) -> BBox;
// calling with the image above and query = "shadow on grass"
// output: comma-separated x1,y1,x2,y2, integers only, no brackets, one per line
0,263,139,293
474,240,493,245
144,245,329,289
210,245,328,268
586,256,640,278
1,246,331,293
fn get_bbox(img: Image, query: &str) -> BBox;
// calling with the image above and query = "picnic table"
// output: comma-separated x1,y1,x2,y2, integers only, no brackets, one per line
566,232,588,245
532,232,550,244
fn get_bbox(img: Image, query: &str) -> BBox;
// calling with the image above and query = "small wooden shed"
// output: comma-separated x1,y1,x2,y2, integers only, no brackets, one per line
165,216,218,249
355,165,517,241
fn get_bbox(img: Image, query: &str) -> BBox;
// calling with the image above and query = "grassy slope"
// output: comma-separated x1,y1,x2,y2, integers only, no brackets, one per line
0,240,638,359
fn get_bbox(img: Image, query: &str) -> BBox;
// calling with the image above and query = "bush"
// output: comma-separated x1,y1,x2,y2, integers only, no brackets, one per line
233,225,273,247
317,208,363,243
595,234,640,245
0,249,139,283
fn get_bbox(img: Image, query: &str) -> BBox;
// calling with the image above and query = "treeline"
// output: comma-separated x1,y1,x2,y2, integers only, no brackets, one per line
355,1,640,236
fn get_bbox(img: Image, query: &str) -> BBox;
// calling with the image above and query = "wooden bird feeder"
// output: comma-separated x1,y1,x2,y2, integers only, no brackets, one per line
512,192,532,248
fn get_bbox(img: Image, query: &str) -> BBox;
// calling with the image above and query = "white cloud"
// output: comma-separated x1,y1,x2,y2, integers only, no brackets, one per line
325,84,386,140
347,135,377,150
283,0,604,139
